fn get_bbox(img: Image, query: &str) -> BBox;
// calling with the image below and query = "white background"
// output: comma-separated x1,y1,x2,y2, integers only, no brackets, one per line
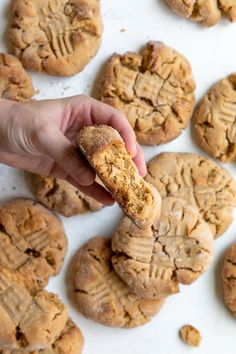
0,1,236,353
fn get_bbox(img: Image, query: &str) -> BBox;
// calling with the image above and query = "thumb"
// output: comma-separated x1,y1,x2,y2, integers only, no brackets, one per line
39,127,95,186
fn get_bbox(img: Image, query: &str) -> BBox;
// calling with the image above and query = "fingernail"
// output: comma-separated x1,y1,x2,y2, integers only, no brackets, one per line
76,169,95,186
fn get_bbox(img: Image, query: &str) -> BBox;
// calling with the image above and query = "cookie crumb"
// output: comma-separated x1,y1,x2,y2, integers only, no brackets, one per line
180,325,201,347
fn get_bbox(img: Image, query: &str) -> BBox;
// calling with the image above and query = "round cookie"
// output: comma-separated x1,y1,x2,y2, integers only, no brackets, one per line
112,197,214,299
70,237,165,328
9,0,103,76
98,41,195,145
222,243,236,317
0,198,67,292
0,268,68,351
164,0,236,27
145,152,236,238
0,53,35,101
194,74,236,163
0,319,84,354
32,174,103,217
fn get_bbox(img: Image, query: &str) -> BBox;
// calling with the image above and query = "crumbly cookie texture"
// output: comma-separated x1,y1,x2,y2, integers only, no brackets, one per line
0,268,68,351
0,319,84,354
145,152,236,238
9,0,103,76
32,174,103,217
195,74,236,163
69,237,165,328
179,324,201,347
0,199,67,292
98,41,195,146
0,53,34,101
112,197,213,299
222,243,236,317
165,0,236,27
76,125,161,229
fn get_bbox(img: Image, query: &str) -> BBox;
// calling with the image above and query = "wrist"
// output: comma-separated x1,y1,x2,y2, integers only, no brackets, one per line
0,99,20,151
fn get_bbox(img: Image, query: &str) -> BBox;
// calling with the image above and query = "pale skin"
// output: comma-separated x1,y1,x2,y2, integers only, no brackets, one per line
0,95,147,205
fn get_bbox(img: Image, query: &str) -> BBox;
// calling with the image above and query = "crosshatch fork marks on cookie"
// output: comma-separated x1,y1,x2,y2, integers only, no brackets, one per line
9,0,103,75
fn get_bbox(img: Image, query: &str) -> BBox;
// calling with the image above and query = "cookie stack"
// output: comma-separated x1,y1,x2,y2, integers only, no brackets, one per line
0,199,84,353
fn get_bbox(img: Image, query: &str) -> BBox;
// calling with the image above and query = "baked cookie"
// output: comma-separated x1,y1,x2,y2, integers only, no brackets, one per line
76,125,161,229
32,174,102,217
165,0,236,27
222,242,236,316
112,197,213,299
0,53,34,101
0,199,67,292
145,152,236,238
69,237,165,328
0,268,68,350
98,41,195,145
9,0,103,76
0,319,84,354
195,74,236,163
179,324,201,347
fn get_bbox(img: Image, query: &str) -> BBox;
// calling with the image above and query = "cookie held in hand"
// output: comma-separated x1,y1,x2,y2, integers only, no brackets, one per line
76,125,161,229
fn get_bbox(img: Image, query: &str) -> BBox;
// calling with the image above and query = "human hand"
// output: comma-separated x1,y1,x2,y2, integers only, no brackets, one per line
0,96,146,205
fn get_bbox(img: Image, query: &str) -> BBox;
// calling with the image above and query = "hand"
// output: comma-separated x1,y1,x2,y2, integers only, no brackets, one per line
0,96,146,205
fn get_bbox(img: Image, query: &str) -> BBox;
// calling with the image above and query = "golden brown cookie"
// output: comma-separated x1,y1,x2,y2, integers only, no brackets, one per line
222,242,236,317
69,237,165,328
0,199,67,292
76,125,161,229
32,174,103,217
9,0,103,76
0,268,68,351
145,152,236,238
0,319,84,354
165,0,236,27
98,41,195,145
112,197,213,299
179,324,201,347
0,53,34,101
194,74,236,163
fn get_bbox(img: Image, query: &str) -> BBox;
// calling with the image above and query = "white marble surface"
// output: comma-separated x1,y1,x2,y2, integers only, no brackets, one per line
0,1,236,353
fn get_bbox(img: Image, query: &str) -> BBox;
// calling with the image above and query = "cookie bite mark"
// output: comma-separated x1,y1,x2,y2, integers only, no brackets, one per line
69,237,165,328
195,73,236,163
98,41,195,145
112,197,214,299
76,125,161,228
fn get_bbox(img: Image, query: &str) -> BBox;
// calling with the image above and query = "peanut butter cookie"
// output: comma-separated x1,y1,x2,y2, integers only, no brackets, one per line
0,319,84,354
98,41,195,145
32,174,102,217
222,242,236,317
69,237,165,328
195,74,236,163
0,268,68,350
0,199,67,292
145,152,236,238
0,53,34,101
76,125,161,229
165,0,236,27
112,197,213,299
9,0,103,76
